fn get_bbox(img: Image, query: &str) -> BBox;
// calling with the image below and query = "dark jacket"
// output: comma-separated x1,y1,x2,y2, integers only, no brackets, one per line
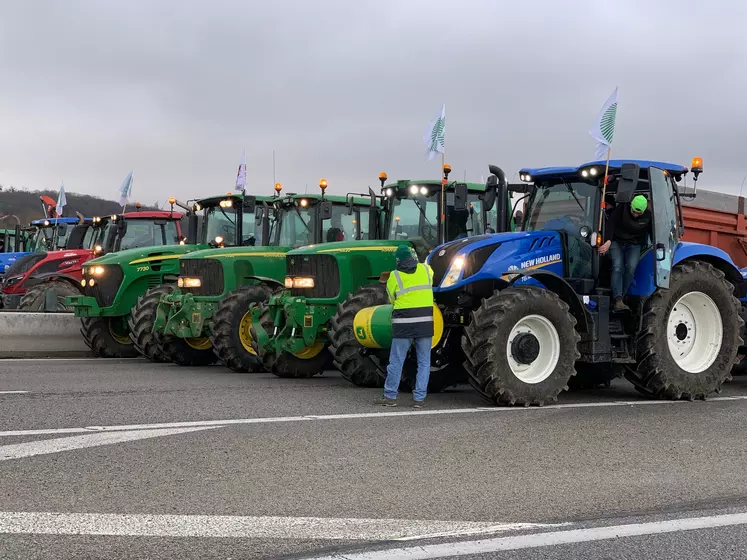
606,205,651,245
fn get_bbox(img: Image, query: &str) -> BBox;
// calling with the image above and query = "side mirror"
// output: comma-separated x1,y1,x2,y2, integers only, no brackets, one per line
346,199,354,215
320,201,332,220
615,163,640,204
454,183,468,212
117,219,128,236
187,214,199,244
56,223,68,237
243,196,256,213
484,176,498,211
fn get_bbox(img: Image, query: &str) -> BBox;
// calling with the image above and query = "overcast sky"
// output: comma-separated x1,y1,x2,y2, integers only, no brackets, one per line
0,0,745,204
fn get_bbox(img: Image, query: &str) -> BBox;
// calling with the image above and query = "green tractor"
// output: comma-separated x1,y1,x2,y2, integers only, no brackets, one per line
67,194,262,359
246,171,512,388
144,185,379,368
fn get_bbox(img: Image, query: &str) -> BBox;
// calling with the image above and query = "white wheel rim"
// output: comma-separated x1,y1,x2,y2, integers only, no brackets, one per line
666,291,723,373
506,314,560,384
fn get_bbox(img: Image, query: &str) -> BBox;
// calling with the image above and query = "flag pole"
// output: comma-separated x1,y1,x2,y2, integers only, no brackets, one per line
597,146,612,233
441,151,446,243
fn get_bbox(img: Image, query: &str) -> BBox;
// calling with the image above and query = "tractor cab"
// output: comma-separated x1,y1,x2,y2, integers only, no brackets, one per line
188,193,260,248
380,170,509,262
517,159,694,296
93,210,184,256
27,217,92,252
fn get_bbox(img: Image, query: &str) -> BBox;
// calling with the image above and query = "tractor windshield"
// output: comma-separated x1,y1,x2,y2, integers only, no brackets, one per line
118,220,180,251
388,190,495,248
29,226,68,252
204,206,256,247
274,204,315,247
524,181,598,236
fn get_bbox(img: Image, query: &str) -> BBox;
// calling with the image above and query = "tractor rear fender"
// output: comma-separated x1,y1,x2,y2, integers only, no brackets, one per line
508,270,590,333
24,271,82,289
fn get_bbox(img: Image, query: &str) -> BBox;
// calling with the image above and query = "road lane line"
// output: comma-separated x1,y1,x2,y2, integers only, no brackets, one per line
0,511,557,540
307,511,747,559
2,395,746,439
0,426,217,461
0,391,29,394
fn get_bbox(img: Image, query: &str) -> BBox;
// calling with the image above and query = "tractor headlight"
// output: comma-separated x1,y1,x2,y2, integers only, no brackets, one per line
91,266,105,276
177,277,202,288
284,276,315,289
440,256,465,288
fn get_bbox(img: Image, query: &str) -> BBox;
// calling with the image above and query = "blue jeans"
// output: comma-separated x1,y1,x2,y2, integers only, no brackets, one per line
384,337,431,401
609,241,641,298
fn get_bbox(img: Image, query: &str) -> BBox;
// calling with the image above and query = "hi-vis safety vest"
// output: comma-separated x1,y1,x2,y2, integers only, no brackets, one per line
386,263,434,339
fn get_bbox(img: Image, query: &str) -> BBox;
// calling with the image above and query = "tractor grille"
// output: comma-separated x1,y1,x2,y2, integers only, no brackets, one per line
179,258,224,296
84,265,123,307
287,254,339,298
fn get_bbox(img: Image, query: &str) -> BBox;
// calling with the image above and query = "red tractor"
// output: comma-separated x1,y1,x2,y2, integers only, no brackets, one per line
2,210,184,310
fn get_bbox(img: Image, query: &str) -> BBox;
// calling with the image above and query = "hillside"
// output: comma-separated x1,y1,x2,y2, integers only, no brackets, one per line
0,187,160,226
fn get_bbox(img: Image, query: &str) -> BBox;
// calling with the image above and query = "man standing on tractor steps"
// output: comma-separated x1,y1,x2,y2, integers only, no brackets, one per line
599,194,652,312
374,245,434,409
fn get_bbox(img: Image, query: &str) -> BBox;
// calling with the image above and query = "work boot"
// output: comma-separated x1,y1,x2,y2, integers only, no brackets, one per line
614,297,630,312
412,400,425,409
374,397,397,407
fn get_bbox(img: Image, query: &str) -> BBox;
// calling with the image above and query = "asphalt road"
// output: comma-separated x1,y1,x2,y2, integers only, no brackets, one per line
1,358,747,559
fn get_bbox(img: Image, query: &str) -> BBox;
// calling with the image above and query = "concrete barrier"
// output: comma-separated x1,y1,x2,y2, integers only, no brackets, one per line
0,312,92,358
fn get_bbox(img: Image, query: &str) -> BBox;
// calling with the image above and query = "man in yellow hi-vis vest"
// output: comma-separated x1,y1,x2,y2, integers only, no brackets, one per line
374,245,434,409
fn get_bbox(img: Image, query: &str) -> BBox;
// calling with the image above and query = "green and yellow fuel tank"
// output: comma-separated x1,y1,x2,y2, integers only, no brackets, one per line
353,304,444,349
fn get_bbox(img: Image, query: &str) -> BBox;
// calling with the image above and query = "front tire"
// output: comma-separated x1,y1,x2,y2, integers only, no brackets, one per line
462,286,580,406
128,284,175,362
626,261,742,399
329,284,388,387
80,316,140,358
211,284,273,373
20,280,81,311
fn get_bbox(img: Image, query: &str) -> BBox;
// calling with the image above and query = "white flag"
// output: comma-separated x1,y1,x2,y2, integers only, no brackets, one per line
589,87,618,160
56,182,67,215
235,150,247,192
118,170,134,207
424,104,446,161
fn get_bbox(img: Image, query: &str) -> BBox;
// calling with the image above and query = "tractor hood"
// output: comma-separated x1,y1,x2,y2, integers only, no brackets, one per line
179,245,292,261
428,231,565,292
287,240,404,256
86,244,206,268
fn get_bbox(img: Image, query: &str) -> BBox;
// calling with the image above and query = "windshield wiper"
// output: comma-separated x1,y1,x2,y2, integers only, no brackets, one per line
218,207,236,225
561,179,585,212
413,198,436,235
294,205,313,237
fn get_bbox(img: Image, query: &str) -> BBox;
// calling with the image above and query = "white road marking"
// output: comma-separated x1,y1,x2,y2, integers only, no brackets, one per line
0,511,559,540
1,395,745,439
0,426,217,461
308,511,747,559
0,391,29,394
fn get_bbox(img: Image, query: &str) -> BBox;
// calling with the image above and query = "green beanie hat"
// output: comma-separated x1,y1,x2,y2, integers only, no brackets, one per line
395,244,415,263
631,195,648,213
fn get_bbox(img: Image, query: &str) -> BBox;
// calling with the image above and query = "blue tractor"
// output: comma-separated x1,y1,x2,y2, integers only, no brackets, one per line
427,159,743,405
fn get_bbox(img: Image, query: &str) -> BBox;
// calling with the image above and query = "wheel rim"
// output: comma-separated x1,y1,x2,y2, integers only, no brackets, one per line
185,337,212,350
108,317,132,345
239,311,257,355
293,341,325,359
667,291,722,373
506,314,560,384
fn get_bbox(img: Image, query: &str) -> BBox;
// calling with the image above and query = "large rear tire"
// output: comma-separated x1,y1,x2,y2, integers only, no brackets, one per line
462,286,580,406
80,316,140,358
731,304,747,376
211,284,274,373
20,280,81,311
157,333,218,367
251,304,328,378
329,284,388,388
128,284,174,362
625,261,741,399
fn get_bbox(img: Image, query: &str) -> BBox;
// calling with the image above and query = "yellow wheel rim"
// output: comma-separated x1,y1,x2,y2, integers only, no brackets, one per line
239,311,257,355
185,337,212,350
293,341,325,359
108,318,132,345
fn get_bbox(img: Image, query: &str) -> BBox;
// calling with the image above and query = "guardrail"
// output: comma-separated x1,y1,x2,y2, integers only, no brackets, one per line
0,312,91,358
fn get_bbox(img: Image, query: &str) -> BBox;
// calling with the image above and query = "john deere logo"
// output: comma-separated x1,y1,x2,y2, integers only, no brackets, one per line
355,326,366,339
